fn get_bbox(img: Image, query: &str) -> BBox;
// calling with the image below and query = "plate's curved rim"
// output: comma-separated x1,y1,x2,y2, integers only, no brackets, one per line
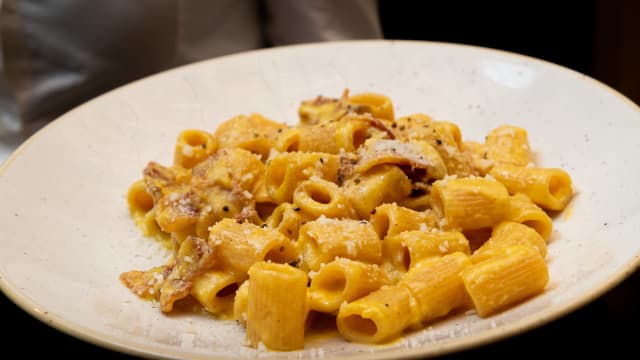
1,39,639,359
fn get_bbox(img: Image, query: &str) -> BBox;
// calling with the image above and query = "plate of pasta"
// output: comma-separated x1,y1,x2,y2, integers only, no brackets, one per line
1,40,639,359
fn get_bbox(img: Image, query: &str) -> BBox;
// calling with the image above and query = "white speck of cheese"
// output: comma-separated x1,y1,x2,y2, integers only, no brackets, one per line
181,145,194,157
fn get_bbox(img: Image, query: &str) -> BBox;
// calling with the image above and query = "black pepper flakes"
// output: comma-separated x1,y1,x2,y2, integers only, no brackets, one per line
261,223,268,228
399,125,405,131
253,133,259,138
436,139,442,145
278,128,283,133
319,157,324,163
371,208,376,215
384,303,389,307
222,205,229,212
354,178,361,184
391,122,397,129
201,143,206,149
293,207,301,212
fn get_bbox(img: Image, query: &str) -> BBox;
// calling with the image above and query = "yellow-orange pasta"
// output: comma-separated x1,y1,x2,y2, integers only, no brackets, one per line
348,92,395,122
343,165,412,218
485,125,531,167
431,177,510,231
309,258,390,313
384,230,470,272
265,202,312,240
233,280,250,326
471,221,547,264
121,90,573,351
297,115,370,154
490,164,573,211
214,113,285,159
190,270,245,316
209,219,297,274
264,152,340,203
246,262,308,350
336,285,416,344
173,129,217,168
462,245,549,317
293,178,355,219
369,203,439,239
505,193,553,241
297,217,382,272
399,252,472,324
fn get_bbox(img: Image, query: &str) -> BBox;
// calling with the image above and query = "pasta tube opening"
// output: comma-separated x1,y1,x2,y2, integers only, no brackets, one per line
216,283,239,297
263,241,297,264
183,129,210,147
340,315,378,337
127,179,154,213
174,129,216,168
547,171,573,209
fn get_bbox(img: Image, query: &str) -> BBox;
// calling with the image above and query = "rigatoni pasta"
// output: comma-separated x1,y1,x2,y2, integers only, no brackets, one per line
120,90,573,351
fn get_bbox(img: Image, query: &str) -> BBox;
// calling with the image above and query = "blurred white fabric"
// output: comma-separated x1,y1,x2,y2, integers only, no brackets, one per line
0,0,382,164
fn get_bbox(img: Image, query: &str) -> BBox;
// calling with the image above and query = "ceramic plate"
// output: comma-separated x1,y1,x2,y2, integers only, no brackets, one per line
1,40,639,359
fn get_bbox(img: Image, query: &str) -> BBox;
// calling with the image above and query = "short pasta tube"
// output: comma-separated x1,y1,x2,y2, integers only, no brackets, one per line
298,93,350,125
214,113,285,159
190,270,246,316
233,280,250,326
431,177,510,231
490,164,573,211
126,179,158,235
391,114,473,177
461,245,549,317
471,221,547,264
348,92,395,122
297,217,382,272
461,140,494,176
342,165,412,219
173,129,217,168
397,192,432,211
384,231,470,272
309,258,390,313
264,152,340,203
505,193,553,241
246,262,308,351
336,285,416,344
274,127,301,153
265,202,312,240
297,115,370,154
127,179,154,214
209,219,297,274
370,203,439,239
398,252,472,324
485,125,531,166
293,178,355,219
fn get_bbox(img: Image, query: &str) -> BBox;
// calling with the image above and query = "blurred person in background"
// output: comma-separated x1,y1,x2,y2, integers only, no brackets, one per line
0,0,382,161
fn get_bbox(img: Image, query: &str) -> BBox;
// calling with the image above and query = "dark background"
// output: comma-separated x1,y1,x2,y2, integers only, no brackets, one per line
2,0,639,358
